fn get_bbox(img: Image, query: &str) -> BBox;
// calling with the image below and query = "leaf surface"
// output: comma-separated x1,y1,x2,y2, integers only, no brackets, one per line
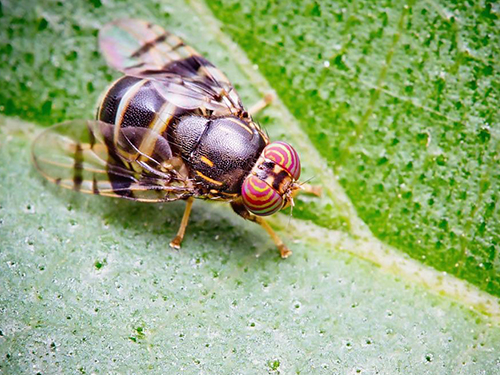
0,0,499,373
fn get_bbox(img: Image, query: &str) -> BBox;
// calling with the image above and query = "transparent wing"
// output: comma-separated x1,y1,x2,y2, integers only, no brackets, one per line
99,18,245,117
32,120,194,202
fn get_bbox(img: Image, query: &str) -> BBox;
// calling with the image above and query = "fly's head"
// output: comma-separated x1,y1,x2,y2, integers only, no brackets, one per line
241,141,301,216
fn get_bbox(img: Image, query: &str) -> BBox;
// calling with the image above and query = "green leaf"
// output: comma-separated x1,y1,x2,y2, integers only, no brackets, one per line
1,0,500,373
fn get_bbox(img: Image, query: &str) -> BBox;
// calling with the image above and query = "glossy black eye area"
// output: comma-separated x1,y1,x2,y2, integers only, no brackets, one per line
262,161,275,169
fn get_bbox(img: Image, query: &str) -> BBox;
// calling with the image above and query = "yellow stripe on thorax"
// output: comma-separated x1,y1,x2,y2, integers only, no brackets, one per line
200,156,214,167
196,170,223,186
224,117,253,135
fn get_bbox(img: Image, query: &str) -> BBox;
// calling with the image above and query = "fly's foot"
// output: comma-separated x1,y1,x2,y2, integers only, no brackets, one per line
279,244,292,259
169,197,194,250
248,92,275,116
169,236,182,249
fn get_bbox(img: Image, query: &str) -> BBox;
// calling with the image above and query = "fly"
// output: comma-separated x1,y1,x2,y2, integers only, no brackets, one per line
31,19,321,258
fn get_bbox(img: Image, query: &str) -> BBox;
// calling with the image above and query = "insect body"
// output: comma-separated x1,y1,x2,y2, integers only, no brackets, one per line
32,19,319,258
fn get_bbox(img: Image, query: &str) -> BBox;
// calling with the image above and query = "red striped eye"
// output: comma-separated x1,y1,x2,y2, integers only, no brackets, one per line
263,141,301,180
241,175,284,216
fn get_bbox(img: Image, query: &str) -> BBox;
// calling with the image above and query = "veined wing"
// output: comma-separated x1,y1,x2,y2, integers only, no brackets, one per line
99,19,245,118
32,120,194,202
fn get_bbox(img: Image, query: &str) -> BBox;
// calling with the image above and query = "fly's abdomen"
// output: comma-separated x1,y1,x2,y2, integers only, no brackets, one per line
97,76,167,129
96,75,196,179
96,75,196,165
97,75,198,142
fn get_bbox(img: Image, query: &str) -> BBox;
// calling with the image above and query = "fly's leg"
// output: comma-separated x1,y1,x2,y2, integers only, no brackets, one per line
257,218,292,258
248,93,275,116
293,183,322,198
231,200,292,258
169,197,194,249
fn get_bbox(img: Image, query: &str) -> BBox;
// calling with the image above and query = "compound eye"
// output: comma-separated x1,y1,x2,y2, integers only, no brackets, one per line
263,141,301,180
241,175,284,216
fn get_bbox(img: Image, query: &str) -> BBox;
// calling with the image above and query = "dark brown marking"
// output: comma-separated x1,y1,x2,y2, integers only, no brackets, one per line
127,62,145,70
92,176,100,195
272,170,290,192
161,56,214,77
106,157,134,198
73,143,83,191
131,32,168,58
87,123,96,149
230,199,253,221
55,178,61,185
171,41,185,51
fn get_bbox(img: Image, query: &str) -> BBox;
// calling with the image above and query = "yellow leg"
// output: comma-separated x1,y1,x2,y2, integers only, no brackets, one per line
258,184,319,256
230,200,291,258
169,197,194,249
294,183,322,198
256,216,292,258
248,93,275,116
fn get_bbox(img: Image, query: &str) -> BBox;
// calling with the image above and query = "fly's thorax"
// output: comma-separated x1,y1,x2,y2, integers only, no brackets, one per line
172,116,267,194
241,141,301,216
